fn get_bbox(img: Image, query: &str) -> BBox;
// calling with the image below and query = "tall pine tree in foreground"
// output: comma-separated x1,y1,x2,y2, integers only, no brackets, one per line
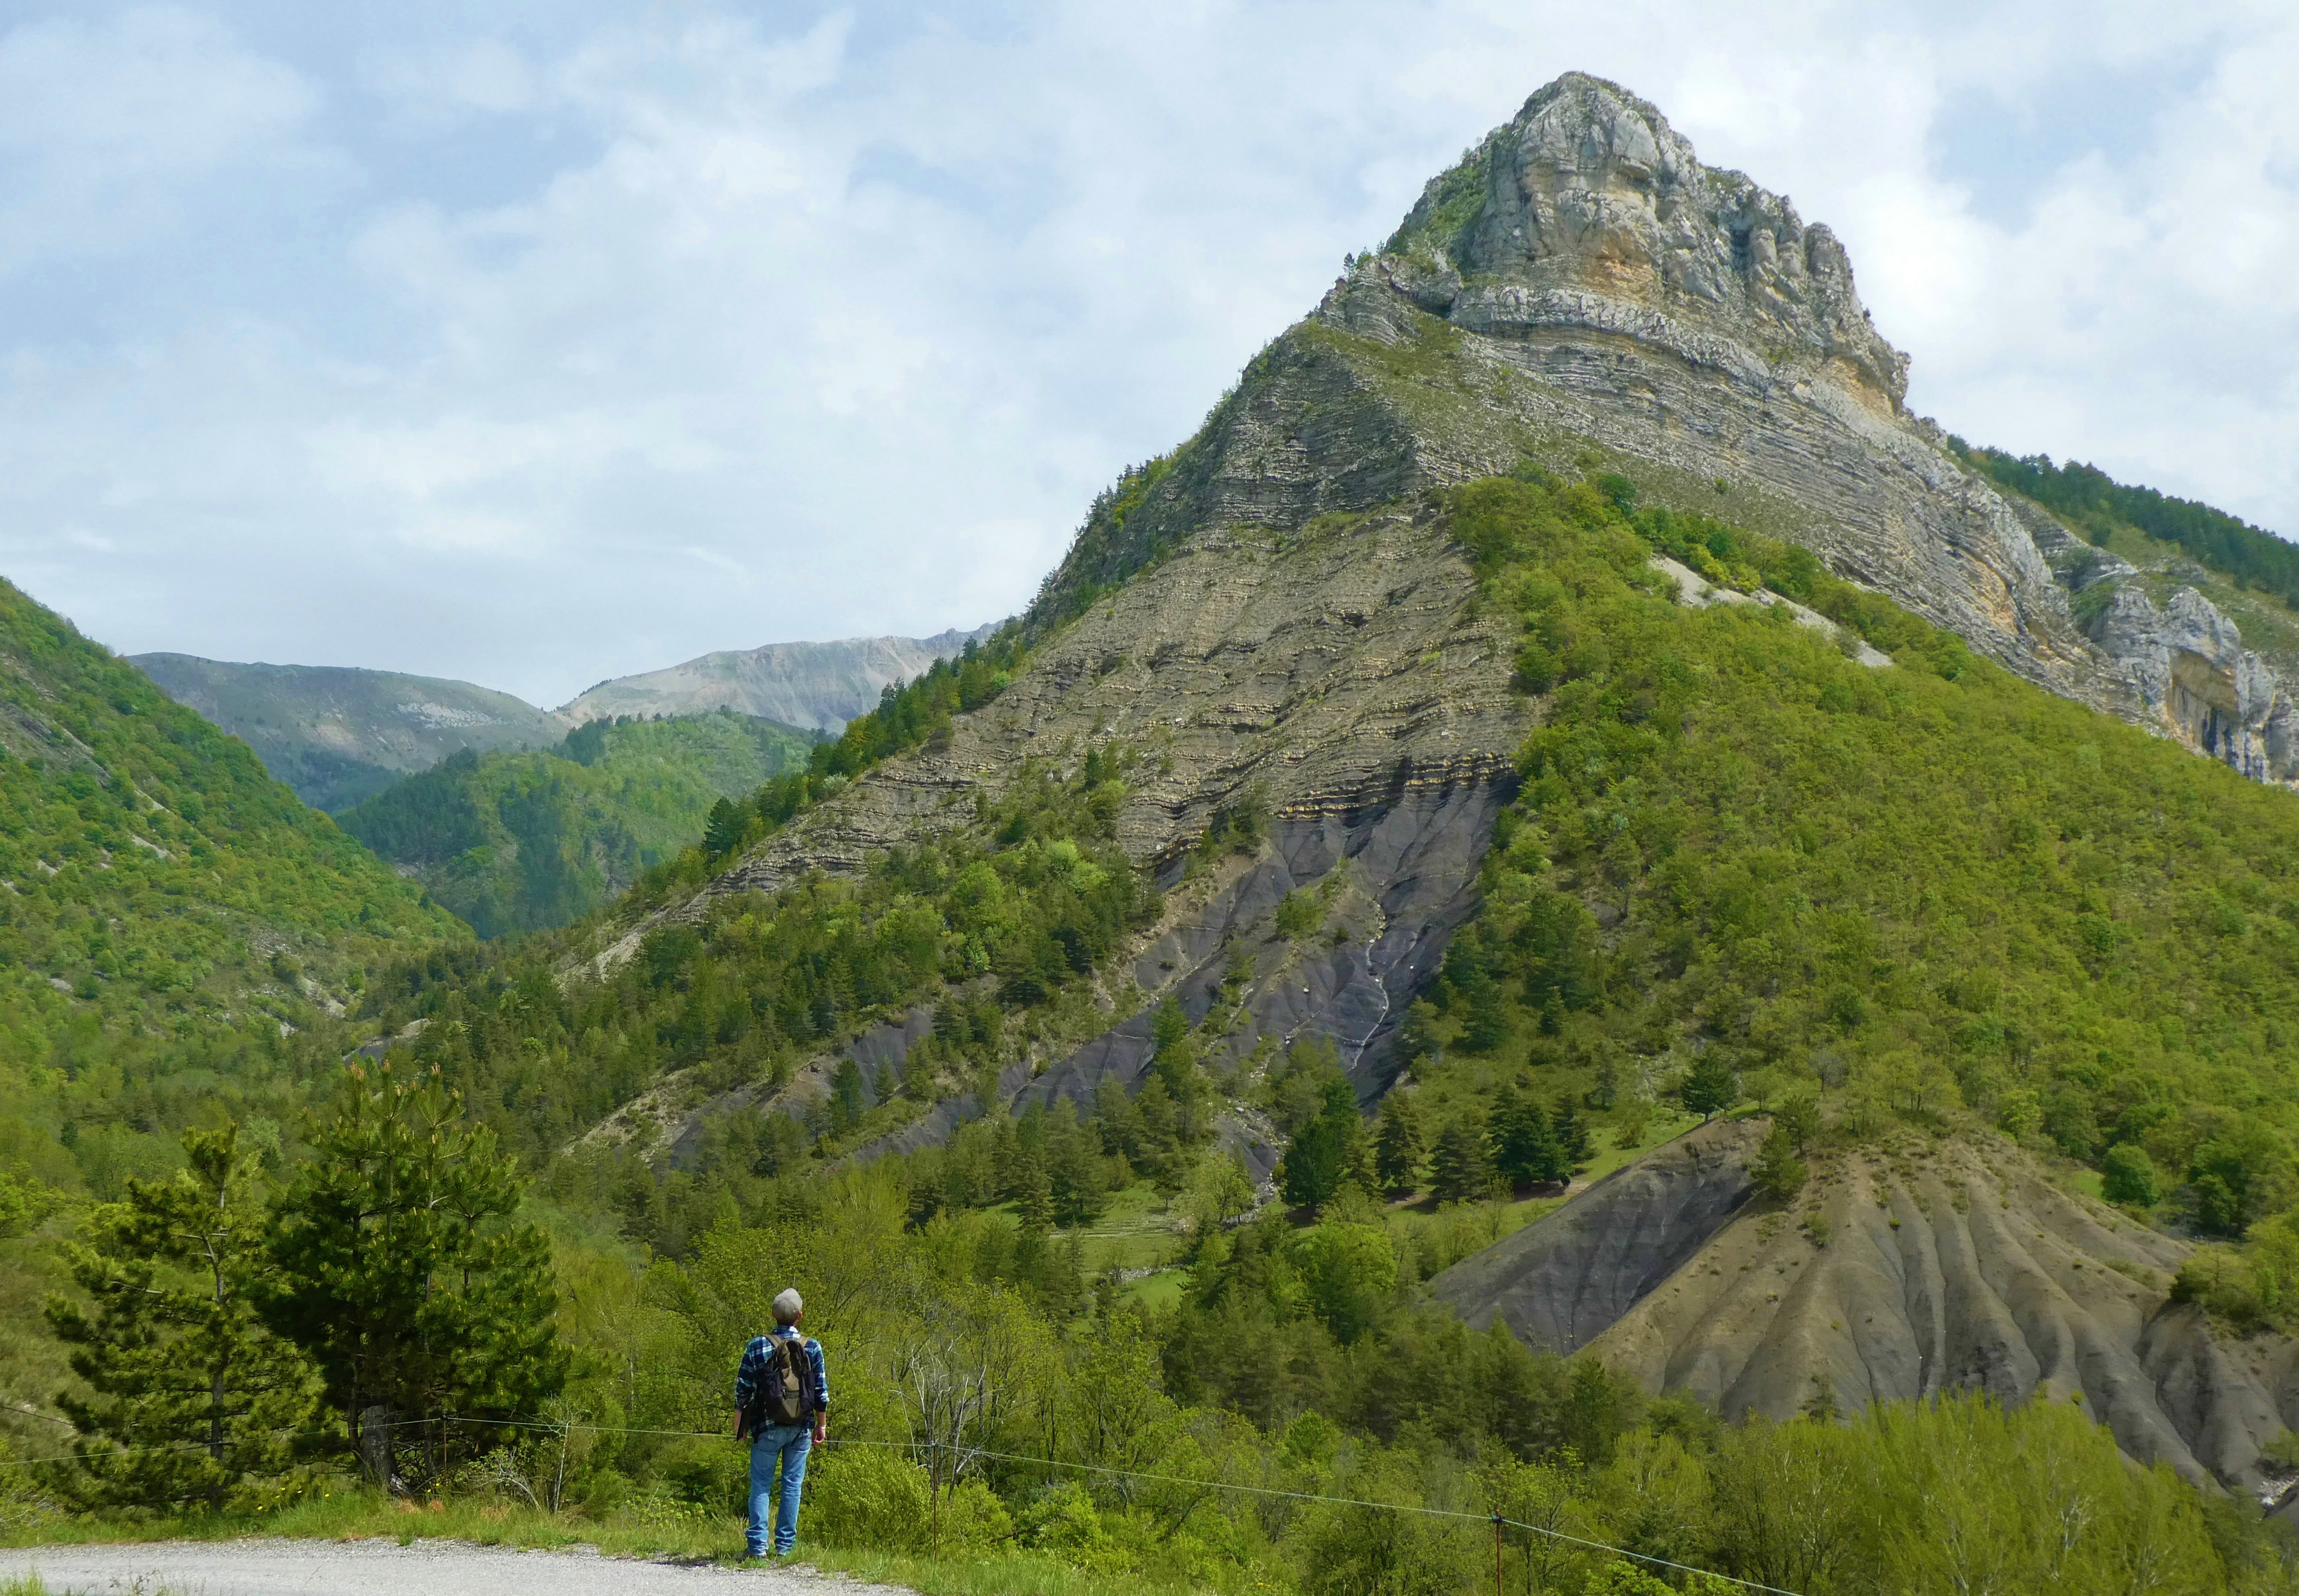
262,1063,568,1486
44,1126,318,1513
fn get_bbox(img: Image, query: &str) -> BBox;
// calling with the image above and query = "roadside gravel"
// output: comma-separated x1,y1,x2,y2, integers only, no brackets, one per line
0,1537,918,1596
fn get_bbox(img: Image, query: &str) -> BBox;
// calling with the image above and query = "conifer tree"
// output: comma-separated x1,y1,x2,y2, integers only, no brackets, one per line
1749,1122,1808,1202
1429,1114,1493,1204
1491,1080,1563,1188
1277,1070,1368,1211
262,1064,568,1486
703,796,743,857
1550,1096,1592,1166
44,1126,318,1513
1046,1105,1109,1226
1373,1091,1427,1197
1682,1053,1739,1120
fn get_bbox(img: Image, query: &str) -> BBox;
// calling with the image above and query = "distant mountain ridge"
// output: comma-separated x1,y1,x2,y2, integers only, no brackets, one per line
133,624,997,811
553,623,1002,731
129,655,563,812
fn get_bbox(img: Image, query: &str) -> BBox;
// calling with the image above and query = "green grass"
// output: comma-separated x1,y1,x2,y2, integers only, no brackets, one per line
1121,1269,1188,1311
1067,1182,1181,1275
0,1495,1197,1596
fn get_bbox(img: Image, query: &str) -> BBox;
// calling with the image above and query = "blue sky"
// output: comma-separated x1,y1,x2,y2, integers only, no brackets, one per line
0,1,2293,707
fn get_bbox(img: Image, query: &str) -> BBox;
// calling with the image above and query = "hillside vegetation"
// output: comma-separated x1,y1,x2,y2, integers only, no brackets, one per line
335,710,819,939
0,578,458,1186
1955,443,2299,611
1391,470,2299,1248
11,481,2299,1590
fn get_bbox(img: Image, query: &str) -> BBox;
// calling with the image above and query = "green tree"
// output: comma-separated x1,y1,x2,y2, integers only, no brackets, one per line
1492,1079,1565,1187
1551,1096,1593,1165
1748,1123,1808,1203
1045,1105,1109,1227
1429,1114,1493,1204
262,1064,569,1485
1773,1092,1820,1152
703,796,744,857
44,1126,318,1513
1291,1224,1398,1343
1373,1091,1428,1196
1278,1073,1369,1211
2101,1143,2160,1208
1681,1054,1738,1121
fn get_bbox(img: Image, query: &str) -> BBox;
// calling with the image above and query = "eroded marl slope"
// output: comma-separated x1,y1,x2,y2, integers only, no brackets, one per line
1437,1122,2299,1506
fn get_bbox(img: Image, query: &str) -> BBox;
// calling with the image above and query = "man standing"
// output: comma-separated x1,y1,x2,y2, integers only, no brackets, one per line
734,1287,829,1560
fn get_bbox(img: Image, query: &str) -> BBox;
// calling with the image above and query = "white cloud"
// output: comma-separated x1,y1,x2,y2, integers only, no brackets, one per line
0,6,319,273
0,1,2291,706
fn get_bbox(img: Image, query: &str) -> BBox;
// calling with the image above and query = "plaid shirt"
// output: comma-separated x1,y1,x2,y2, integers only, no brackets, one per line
735,1327,829,1420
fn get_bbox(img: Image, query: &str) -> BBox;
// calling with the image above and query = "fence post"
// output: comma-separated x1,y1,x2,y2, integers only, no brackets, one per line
1493,1512,1504,1596
929,1439,941,1558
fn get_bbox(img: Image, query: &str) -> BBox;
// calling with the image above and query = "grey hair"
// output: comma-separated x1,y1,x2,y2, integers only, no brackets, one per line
772,1287,804,1325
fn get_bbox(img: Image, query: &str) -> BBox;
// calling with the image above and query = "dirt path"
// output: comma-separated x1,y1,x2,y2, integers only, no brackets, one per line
0,1538,917,1596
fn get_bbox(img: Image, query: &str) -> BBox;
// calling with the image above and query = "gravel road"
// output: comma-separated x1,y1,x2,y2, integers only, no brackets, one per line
0,1538,916,1596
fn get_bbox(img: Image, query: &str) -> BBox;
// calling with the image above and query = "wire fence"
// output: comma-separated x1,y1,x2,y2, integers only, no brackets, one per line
0,1410,1805,1596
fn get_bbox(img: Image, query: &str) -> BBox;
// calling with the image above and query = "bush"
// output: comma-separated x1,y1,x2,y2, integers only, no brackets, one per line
2101,1144,2160,1208
807,1447,1011,1556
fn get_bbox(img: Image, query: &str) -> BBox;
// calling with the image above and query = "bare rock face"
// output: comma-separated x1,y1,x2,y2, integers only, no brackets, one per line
707,511,1524,904
1426,74,1909,404
2018,504,2299,783
583,504,1533,1108
1431,1118,1765,1355
1436,1124,2299,1503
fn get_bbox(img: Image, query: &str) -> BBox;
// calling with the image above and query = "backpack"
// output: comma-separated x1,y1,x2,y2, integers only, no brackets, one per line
742,1335,815,1435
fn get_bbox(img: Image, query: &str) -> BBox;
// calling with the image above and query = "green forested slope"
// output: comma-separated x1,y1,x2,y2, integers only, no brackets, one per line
1955,441,2299,607
0,578,460,1206
336,710,818,939
130,654,567,812
1391,472,2299,1240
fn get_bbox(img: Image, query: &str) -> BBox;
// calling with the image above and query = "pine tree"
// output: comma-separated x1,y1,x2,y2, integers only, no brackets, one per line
1750,1122,1808,1202
1429,1114,1494,1204
1492,1081,1564,1188
1278,1074,1363,1211
1373,1091,1427,1196
703,796,743,856
1046,1107,1109,1226
1550,1096,1592,1166
1774,1092,1821,1152
43,1126,318,1513
1681,1053,1739,1120
263,1064,569,1487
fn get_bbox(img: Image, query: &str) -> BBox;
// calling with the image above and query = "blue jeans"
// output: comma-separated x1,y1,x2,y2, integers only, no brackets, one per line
747,1425,812,1555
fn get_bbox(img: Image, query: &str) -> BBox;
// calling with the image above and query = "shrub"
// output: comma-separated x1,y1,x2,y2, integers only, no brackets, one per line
808,1446,1011,1556
2101,1144,2160,1208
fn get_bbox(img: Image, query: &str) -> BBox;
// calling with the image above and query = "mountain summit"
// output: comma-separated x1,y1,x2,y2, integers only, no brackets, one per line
1382,72,1908,403
1050,72,2299,786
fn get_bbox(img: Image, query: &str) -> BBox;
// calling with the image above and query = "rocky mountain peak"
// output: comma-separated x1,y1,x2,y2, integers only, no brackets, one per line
1379,71,1910,404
